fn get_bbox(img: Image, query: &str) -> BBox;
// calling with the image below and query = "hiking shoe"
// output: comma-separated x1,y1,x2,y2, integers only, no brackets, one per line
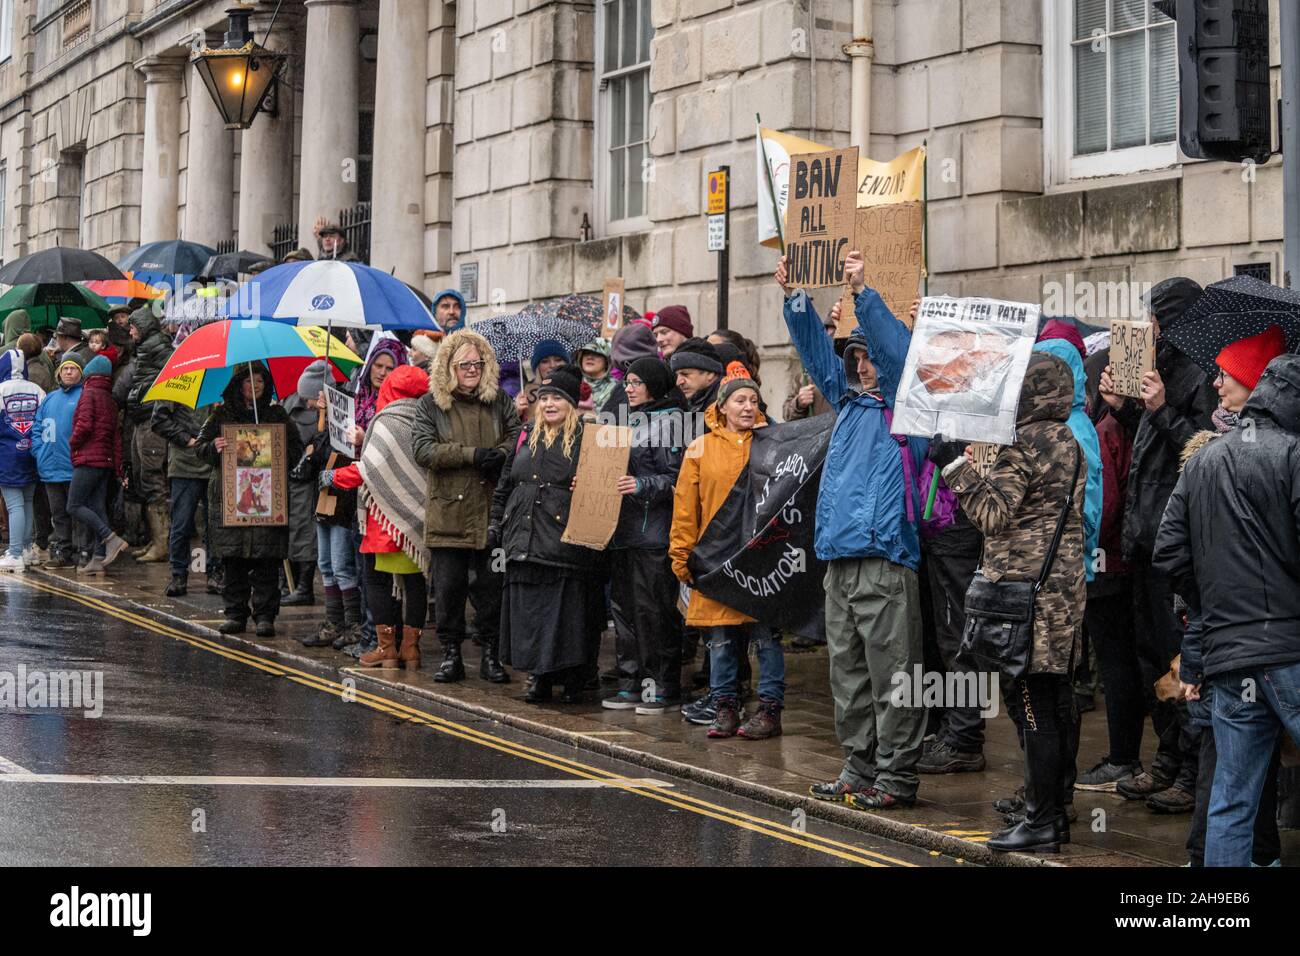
255,620,276,638
810,778,872,802
602,690,640,710
737,702,782,740
707,701,742,738
44,552,76,570
1146,783,1195,814
847,788,915,811
1117,769,1174,801
635,695,681,716
165,576,188,597
218,618,246,635
916,740,986,774
681,693,718,726
1075,757,1142,792
300,623,339,648
22,545,41,567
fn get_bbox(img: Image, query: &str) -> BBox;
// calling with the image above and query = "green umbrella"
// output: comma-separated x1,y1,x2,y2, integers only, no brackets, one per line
0,283,112,330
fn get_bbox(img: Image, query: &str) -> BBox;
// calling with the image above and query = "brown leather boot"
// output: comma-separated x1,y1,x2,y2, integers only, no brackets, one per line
137,502,171,563
360,625,400,669
398,625,422,670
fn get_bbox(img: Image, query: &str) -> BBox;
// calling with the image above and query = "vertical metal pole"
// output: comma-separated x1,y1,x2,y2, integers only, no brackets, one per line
1283,0,1300,288
923,139,930,297
718,164,730,330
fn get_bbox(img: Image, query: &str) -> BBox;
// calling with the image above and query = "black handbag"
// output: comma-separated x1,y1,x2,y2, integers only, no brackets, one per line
957,445,1081,680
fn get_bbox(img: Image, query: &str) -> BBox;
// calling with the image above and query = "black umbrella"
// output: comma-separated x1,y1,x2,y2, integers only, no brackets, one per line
201,249,273,280
1162,275,1300,378
0,246,125,285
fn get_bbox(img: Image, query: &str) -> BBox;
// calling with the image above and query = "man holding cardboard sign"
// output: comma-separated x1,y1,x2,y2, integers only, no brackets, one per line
783,147,858,290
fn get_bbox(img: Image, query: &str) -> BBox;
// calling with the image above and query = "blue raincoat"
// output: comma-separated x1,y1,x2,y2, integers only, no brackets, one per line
783,288,929,570
1033,338,1102,581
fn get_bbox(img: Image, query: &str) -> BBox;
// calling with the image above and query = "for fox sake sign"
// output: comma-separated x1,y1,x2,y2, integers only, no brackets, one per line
783,146,858,289
1108,319,1156,399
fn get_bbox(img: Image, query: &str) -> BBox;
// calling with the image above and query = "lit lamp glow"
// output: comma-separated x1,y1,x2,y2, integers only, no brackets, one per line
190,4,286,131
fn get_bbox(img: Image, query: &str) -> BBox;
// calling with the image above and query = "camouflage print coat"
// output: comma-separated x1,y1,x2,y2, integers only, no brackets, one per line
944,352,1087,675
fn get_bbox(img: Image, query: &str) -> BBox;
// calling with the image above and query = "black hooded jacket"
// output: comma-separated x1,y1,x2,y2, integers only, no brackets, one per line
1115,278,1219,560
612,392,689,550
1153,354,1300,678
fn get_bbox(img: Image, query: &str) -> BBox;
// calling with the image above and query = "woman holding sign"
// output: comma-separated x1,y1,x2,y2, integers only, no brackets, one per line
490,364,597,704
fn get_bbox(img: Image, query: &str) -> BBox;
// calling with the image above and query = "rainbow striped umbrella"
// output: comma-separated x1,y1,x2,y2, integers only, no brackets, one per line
143,320,361,409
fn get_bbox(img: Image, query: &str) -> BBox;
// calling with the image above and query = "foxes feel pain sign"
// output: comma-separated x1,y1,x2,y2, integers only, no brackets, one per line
784,146,858,290
1108,320,1156,398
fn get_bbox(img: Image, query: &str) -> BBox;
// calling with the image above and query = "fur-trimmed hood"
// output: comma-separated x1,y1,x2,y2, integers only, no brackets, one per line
429,327,500,411
1179,430,1219,472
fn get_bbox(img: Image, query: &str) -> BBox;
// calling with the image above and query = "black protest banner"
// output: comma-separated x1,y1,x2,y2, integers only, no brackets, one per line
687,414,834,640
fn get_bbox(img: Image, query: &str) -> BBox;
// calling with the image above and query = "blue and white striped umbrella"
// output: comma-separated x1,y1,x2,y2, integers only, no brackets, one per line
220,260,440,331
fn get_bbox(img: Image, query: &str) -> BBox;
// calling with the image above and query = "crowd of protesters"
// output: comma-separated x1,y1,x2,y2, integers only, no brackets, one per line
1,221,1296,867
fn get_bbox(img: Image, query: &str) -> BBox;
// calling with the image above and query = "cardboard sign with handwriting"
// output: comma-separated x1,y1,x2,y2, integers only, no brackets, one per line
856,200,924,328
970,442,1001,477
783,146,859,290
1109,320,1156,398
562,424,633,549
602,277,625,340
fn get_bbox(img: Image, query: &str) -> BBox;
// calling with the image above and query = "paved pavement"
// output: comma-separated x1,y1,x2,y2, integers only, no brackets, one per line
18,558,1300,866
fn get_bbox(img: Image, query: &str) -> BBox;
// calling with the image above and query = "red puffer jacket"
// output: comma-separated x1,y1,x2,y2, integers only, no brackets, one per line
70,373,123,474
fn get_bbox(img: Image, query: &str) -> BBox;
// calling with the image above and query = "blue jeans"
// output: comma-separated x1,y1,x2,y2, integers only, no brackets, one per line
67,466,113,554
706,624,785,705
1206,661,1300,866
349,525,375,648
1,484,35,557
168,477,209,577
316,523,359,591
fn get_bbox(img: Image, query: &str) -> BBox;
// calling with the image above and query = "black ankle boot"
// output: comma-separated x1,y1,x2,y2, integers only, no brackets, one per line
433,641,465,683
281,562,316,606
524,674,553,703
165,574,188,597
987,729,1063,854
479,634,509,683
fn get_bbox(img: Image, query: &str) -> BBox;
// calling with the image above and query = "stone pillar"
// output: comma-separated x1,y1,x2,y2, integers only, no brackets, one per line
369,0,426,281
136,56,185,244
237,5,299,256
184,53,235,247
297,0,359,251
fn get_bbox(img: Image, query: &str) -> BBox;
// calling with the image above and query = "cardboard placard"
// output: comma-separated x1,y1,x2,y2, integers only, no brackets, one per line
783,146,859,289
316,451,339,516
856,200,924,328
1108,319,1155,399
601,278,625,340
220,423,288,527
561,424,633,549
325,384,355,456
969,442,1001,477
835,286,857,338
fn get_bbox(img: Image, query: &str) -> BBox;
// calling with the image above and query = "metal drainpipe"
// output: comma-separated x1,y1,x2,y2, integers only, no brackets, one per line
809,0,816,136
843,0,874,151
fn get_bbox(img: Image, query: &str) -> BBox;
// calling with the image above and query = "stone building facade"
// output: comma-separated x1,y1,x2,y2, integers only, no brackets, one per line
0,0,1286,408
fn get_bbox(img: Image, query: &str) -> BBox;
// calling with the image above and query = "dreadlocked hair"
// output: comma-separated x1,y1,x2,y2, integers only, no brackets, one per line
528,403,581,458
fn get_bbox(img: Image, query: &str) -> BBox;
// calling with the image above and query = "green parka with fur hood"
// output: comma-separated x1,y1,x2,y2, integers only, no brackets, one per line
411,328,522,550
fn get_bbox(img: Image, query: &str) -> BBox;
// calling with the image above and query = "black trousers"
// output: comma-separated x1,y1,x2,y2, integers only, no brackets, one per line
610,548,685,698
1088,579,1146,765
363,553,427,629
1005,670,1079,807
222,557,282,623
430,546,502,647
1187,727,1280,866
922,531,985,752
1130,562,1194,779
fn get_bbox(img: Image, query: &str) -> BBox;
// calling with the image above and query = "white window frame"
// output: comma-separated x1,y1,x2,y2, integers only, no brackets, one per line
1043,0,1179,186
0,0,13,64
593,0,652,238
0,166,7,265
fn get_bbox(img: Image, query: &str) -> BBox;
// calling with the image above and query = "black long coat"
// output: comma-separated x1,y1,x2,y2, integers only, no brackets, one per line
491,421,595,570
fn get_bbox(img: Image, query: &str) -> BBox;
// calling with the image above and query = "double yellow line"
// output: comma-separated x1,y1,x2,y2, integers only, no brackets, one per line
18,574,918,867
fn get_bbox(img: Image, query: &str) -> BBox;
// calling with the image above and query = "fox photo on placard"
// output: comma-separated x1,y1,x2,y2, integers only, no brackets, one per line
221,423,288,527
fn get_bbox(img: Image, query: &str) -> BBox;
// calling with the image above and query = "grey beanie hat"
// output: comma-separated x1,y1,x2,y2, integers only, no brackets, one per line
297,359,330,400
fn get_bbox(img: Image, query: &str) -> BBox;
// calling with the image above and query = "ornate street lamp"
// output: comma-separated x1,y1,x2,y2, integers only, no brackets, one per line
190,3,286,130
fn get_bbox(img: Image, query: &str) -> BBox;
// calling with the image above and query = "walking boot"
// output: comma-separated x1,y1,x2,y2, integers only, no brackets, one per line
398,625,422,670
137,502,171,563
987,730,1063,854
479,633,509,683
281,561,316,607
165,574,188,597
331,587,362,648
432,641,465,682
737,699,783,740
301,585,343,647
219,617,247,635
360,625,400,669
255,619,276,638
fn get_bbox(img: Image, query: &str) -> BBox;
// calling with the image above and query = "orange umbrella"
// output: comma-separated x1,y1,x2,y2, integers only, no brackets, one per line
82,272,166,303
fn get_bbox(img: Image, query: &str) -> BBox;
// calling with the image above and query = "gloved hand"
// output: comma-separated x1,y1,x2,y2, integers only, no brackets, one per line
474,447,506,473
927,438,962,471
486,524,501,551
318,469,335,490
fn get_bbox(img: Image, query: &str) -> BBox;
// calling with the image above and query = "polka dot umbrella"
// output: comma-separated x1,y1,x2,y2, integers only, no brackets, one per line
1162,276,1300,379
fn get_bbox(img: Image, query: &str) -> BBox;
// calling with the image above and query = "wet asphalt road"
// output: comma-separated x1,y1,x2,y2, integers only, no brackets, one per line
0,576,960,867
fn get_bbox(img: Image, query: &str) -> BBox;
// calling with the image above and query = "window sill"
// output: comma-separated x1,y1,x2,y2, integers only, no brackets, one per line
1044,164,1184,196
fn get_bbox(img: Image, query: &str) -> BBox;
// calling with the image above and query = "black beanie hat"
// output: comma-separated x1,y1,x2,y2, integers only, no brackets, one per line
627,357,673,401
668,337,723,374
536,363,584,406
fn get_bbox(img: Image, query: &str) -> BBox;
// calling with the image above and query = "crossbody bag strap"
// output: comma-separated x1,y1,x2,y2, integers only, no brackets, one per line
1034,441,1082,594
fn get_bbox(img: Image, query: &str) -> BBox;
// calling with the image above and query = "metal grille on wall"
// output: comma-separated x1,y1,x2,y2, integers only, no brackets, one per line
215,239,237,255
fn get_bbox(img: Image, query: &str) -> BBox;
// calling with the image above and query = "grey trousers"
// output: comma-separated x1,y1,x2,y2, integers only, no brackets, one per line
824,556,926,799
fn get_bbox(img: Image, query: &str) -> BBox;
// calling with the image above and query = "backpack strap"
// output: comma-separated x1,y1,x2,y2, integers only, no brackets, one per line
883,407,916,524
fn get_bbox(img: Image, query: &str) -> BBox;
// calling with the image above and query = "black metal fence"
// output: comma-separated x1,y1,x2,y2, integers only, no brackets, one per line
214,238,237,255
268,202,371,264
270,222,299,262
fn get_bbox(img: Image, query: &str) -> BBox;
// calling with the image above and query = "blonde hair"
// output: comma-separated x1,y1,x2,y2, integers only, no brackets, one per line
529,401,580,458
450,341,480,366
